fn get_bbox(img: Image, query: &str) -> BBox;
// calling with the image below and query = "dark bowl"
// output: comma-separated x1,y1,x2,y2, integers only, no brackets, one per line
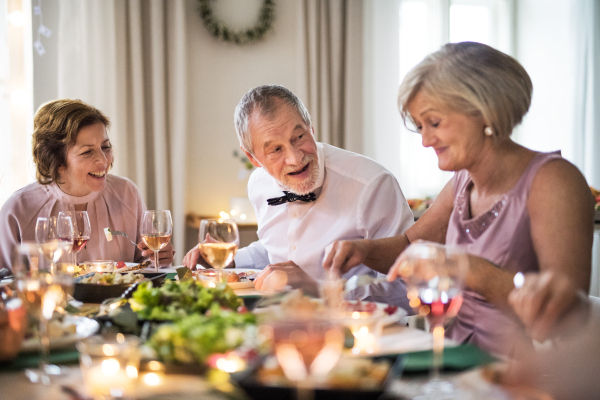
73,273,167,303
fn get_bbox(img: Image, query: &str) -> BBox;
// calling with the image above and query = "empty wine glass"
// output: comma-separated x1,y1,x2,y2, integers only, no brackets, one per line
197,218,239,283
141,210,173,273
12,242,74,384
58,211,91,266
35,216,74,275
396,241,468,398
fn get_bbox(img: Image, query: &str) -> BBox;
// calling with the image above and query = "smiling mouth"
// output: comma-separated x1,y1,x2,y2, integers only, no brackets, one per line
287,163,309,176
89,171,106,178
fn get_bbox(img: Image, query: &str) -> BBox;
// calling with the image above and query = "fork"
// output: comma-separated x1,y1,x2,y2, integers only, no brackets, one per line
104,228,137,246
344,274,388,293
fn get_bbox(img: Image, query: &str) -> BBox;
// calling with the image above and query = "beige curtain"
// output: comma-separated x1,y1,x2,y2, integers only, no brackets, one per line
57,0,187,263
297,0,363,153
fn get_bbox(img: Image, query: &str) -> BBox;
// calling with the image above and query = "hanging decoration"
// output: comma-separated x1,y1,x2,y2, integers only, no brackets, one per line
33,0,52,56
197,0,275,45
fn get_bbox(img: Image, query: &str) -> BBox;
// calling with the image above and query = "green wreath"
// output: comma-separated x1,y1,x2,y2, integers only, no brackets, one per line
197,0,275,45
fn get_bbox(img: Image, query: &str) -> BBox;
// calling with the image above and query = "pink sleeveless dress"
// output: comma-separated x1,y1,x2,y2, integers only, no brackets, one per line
445,151,562,355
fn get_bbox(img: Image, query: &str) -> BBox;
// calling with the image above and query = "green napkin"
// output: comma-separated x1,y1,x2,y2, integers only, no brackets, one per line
0,348,80,372
400,344,497,372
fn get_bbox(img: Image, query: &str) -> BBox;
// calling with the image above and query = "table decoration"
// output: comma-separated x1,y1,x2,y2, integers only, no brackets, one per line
77,333,140,399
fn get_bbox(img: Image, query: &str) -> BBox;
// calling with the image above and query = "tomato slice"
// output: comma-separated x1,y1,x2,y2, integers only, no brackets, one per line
116,261,127,269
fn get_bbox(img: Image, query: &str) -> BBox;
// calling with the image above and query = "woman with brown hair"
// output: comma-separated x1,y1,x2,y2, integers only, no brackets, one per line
0,99,174,269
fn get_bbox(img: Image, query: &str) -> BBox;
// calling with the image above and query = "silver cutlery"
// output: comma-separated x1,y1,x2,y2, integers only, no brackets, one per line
104,228,137,246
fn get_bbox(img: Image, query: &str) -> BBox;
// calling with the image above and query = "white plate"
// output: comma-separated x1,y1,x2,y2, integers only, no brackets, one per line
194,268,261,289
21,315,99,352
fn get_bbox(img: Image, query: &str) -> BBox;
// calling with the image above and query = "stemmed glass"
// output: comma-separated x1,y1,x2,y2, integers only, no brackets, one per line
141,210,173,273
12,242,74,384
197,218,239,283
396,241,468,398
58,211,91,266
35,216,74,275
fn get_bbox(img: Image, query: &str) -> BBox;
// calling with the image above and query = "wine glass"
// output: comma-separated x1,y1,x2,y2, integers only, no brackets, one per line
58,211,91,266
197,218,239,283
266,314,345,400
12,242,74,384
35,216,74,275
141,210,173,273
396,241,468,398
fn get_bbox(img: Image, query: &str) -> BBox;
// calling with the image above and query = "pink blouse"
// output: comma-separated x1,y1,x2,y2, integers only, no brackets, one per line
445,151,562,355
0,175,146,270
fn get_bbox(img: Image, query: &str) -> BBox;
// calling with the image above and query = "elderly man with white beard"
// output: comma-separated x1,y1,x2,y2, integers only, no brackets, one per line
183,85,415,309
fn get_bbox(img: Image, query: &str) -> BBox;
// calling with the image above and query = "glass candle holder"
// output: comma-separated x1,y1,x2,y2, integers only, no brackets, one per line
83,261,115,274
77,334,140,399
193,270,220,288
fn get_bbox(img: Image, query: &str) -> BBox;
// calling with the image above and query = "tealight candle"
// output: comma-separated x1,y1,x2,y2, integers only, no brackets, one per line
77,334,140,399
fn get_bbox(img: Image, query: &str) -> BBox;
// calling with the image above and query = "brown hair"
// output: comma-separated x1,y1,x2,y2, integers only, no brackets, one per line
398,42,533,139
32,99,110,185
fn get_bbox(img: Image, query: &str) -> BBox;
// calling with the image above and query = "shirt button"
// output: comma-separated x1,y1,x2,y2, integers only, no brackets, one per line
290,245,296,250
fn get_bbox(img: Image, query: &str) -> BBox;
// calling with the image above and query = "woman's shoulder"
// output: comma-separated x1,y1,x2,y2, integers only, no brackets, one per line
0,181,51,221
528,154,593,214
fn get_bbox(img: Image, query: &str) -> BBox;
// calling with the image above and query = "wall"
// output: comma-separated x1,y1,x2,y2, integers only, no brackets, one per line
184,0,299,217
31,0,300,219
513,0,577,160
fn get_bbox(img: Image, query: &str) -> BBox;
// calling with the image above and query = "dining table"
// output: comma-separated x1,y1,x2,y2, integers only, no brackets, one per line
0,266,543,400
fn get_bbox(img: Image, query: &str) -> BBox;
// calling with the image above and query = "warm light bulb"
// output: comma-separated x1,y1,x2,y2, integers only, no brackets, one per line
9,11,25,27
230,210,237,216
240,214,247,220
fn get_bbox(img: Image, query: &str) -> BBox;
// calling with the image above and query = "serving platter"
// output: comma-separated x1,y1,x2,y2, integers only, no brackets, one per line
72,272,167,303
21,315,99,352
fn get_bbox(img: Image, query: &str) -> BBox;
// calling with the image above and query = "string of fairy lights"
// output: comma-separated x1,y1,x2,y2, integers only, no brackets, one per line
32,0,51,56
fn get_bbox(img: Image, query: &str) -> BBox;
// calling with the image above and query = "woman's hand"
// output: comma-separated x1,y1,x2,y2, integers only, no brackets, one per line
137,241,175,266
322,239,372,276
508,271,588,342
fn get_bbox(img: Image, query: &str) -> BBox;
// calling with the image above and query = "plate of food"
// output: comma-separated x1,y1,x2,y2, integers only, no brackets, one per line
233,354,402,400
193,269,260,289
21,314,99,352
72,271,166,303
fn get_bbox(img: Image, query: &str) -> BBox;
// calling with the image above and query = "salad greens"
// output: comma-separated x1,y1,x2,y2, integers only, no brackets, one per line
148,304,257,364
129,279,242,321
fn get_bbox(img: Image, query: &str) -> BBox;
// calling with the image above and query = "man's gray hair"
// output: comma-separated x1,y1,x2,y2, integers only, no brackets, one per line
234,85,312,154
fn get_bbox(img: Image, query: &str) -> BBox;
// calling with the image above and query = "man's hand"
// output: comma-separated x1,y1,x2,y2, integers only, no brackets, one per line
508,271,588,342
322,239,371,276
137,241,175,267
254,261,319,296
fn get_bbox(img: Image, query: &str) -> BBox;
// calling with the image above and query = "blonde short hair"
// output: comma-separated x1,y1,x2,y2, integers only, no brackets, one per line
398,42,532,139
32,99,110,185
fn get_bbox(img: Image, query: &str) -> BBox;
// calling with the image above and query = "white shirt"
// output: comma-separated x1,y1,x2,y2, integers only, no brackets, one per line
235,143,415,308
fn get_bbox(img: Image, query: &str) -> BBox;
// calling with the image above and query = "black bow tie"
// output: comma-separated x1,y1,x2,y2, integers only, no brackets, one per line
267,191,317,206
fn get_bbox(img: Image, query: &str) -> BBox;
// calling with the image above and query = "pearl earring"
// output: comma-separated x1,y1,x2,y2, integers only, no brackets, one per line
484,127,493,136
